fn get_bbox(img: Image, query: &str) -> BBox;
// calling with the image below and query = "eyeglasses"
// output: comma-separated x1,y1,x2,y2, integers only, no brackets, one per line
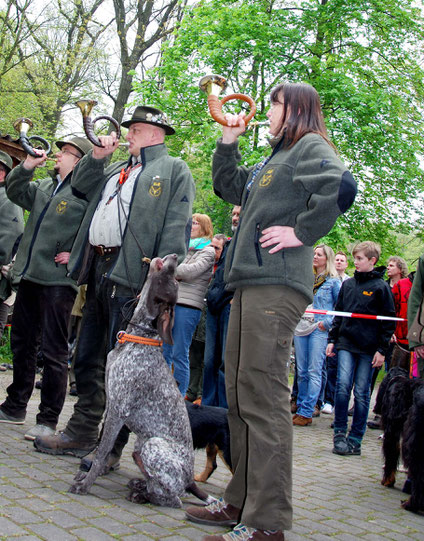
59,148,82,159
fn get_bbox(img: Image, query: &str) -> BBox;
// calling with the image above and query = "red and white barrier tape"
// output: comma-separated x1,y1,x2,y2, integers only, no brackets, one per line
305,309,406,322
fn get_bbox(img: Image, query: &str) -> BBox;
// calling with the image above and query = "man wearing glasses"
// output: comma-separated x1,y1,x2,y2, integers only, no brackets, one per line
0,137,93,443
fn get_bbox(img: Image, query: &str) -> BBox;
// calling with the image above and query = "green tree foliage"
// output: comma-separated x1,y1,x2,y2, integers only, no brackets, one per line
131,0,424,249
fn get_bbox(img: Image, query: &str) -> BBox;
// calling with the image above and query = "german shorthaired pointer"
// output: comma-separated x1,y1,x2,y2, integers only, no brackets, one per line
69,254,212,507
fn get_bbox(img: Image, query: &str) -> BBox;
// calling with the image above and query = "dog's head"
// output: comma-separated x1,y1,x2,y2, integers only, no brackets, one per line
142,253,178,345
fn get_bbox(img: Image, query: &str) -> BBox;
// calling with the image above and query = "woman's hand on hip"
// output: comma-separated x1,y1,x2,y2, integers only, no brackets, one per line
260,226,303,253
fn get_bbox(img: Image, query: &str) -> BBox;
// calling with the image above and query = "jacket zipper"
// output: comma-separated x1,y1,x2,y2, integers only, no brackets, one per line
254,223,263,266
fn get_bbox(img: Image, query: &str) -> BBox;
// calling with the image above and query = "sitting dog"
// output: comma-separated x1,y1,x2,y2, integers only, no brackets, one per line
379,366,424,513
185,402,232,482
69,254,211,507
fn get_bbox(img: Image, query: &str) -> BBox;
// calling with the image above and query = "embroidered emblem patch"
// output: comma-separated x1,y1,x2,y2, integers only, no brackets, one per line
259,168,274,187
363,291,373,296
56,200,68,214
149,178,162,197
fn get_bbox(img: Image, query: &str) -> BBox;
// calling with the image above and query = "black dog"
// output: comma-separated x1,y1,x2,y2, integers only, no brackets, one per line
379,366,424,513
186,402,232,482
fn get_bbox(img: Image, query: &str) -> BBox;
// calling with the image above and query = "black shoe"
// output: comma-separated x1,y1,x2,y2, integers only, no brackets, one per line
80,450,121,475
332,432,349,455
69,383,78,396
347,437,361,455
35,379,42,390
367,415,381,429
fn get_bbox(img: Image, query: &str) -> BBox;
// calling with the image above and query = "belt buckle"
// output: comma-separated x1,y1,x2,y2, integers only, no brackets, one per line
98,245,105,256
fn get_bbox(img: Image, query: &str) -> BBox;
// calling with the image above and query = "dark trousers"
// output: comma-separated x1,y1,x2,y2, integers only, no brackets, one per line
64,253,134,451
1,279,75,427
324,351,338,406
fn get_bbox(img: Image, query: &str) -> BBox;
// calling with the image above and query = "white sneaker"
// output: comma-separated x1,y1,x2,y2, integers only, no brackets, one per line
24,424,55,441
321,403,333,414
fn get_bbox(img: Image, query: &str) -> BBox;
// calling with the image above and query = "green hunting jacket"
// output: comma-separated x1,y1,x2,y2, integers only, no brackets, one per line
408,254,424,349
213,133,357,303
6,164,89,290
0,183,24,300
68,144,195,292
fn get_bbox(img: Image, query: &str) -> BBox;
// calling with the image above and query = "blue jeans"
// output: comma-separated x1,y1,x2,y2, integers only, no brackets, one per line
163,304,201,396
334,349,373,441
202,303,231,408
294,328,328,418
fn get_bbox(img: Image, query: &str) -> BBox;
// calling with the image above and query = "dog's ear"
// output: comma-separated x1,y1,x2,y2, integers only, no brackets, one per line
157,303,174,345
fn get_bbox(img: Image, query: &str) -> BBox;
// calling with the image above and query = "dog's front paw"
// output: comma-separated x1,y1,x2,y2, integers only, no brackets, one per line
74,470,87,482
69,482,89,495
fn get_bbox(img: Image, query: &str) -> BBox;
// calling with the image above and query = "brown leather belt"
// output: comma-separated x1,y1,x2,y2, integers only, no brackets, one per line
92,245,120,256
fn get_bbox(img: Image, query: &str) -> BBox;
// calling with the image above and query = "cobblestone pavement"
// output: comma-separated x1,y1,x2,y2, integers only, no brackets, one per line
0,371,423,540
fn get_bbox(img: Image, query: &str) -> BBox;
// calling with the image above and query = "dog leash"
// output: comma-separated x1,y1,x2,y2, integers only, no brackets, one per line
116,330,163,347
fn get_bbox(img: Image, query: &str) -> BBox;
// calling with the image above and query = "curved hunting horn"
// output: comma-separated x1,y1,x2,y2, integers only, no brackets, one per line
199,74,257,126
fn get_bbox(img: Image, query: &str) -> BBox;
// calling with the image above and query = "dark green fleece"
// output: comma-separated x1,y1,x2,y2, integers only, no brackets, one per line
6,164,89,290
68,144,195,291
213,133,357,302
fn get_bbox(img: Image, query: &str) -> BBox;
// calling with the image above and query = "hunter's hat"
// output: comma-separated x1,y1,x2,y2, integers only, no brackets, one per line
121,106,175,135
55,137,93,156
0,151,13,173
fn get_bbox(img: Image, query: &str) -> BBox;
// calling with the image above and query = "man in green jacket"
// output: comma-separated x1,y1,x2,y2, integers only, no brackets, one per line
0,151,24,338
34,106,195,467
408,254,424,378
0,137,93,441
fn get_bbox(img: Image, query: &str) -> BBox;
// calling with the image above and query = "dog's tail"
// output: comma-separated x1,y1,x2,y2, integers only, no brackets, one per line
186,481,217,505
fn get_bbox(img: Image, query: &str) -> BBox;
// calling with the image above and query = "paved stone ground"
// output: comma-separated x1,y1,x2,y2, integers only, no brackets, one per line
0,371,423,540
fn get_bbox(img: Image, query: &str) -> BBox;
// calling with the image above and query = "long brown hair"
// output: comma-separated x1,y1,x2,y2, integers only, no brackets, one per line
270,83,335,149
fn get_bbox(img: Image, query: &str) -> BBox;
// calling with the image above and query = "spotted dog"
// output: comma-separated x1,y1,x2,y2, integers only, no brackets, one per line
69,254,212,507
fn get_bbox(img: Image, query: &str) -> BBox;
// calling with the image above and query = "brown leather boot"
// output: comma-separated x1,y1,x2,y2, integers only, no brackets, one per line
186,497,240,527
203,523,285,540
293,414,312,426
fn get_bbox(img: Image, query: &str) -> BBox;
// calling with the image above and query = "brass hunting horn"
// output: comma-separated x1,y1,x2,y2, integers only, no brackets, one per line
199,74,257,126
13,118,51,157
75,99,121,147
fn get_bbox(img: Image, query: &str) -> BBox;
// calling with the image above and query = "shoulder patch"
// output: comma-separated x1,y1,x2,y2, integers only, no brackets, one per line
180,195,189,202
363,290,373,296
12,217,18,222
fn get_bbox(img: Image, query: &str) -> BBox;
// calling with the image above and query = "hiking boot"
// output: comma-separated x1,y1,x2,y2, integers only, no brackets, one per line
367,414,382,429
80,449,121,474
332,432,349,455
0,408,25,424
203,523,285,540
33,431,96,458
347,437,361,455
293,414,312,426
24,424,55,441
186,497,240,527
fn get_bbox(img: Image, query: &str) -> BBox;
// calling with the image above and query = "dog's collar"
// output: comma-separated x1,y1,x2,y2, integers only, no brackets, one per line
116,331,163,347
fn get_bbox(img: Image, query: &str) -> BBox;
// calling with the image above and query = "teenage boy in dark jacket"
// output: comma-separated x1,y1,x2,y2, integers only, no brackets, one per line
326,241,396,456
